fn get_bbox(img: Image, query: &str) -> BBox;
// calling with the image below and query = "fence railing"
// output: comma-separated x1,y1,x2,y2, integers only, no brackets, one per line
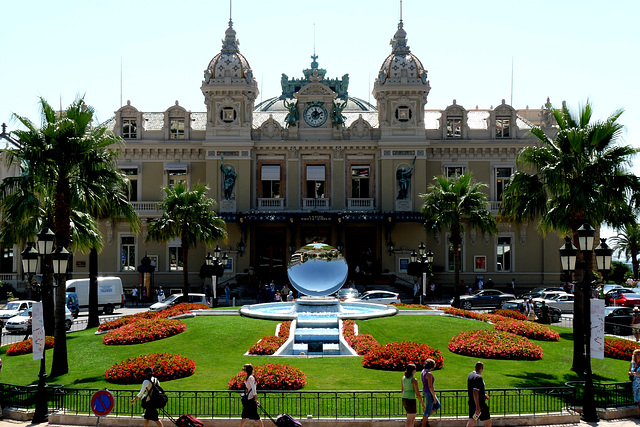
0,384,584,420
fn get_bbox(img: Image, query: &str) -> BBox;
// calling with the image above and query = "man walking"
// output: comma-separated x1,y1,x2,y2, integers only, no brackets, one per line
466,361,490,427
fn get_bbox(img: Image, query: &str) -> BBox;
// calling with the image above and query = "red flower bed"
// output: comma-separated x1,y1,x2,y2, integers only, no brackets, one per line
248,321,291,355
492,309,527,321
448,330,543,360
160,303,210,319
605,337,640,360
493,318,560,341
443,307,492,322
98,311,159,332
103,317,186,345
6,337,54,356
362,341,444,371
105,353,195,384
392,303,432,310
342,320,381,356
228,364,306,390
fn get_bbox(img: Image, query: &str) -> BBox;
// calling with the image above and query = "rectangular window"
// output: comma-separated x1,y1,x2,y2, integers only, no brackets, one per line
0,247,14,273
261,165,281,198
351,165,370,198
446,117,462,138
445,166,465,178
448,240,463,272
496,118,510,138
495,167,512,201
169,247,184,271
121,167,138,201
121,236,136,271
170,119,185,139
496,236,512,271
122,119,137,139
306,165,325,199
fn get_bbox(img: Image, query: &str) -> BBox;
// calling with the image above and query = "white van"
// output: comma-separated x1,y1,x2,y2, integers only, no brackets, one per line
65,277,124,315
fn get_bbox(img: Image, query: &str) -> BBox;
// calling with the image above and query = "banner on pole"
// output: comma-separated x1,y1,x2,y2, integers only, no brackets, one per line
591,298,605,360
32,301,45,361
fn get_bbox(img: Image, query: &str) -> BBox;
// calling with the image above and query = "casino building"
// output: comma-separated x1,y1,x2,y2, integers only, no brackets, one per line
3,16,564,296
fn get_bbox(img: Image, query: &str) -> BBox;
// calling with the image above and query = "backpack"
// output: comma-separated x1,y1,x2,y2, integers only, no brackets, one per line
147,377,168,409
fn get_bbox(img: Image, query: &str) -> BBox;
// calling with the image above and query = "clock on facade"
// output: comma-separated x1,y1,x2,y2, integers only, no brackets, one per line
303,102,328,127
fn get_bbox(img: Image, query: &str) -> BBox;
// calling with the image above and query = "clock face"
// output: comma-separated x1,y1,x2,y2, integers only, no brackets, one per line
304,103,328,127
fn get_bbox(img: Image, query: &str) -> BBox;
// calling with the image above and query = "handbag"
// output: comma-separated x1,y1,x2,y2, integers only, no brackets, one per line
240,393,248,405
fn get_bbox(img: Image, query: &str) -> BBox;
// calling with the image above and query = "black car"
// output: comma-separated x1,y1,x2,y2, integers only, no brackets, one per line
519,287,565,300
455,289,516,310
502,299,562,323
604,306,634,336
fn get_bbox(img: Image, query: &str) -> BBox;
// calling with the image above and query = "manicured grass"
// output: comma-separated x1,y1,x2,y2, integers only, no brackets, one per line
0,314,630,391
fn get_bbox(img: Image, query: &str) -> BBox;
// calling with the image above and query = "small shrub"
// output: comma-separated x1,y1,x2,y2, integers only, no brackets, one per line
605,337,640,360
248,321,291,355
448,330,543,360
343,320,381,356
493,318,560,341
105,353,195,384
228,364,306,390
103,317,186,345
492,309,527,321
6,337,54,356
362,341,444,371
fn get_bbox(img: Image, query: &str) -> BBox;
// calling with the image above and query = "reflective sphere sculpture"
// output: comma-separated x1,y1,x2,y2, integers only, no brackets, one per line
287,243,348,297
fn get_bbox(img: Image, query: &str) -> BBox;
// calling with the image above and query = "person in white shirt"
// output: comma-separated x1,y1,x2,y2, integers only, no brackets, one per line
240,364,264,427
130,367,164,427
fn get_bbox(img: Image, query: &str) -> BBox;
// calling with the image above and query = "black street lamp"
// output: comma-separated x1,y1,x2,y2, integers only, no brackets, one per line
21,227,70,424
559,223,609,422
205,246,227,307
408,242,433,305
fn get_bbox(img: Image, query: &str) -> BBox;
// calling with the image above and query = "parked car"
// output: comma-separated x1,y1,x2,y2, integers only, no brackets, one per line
149,293,209,311
604,289,640,307
358,290,400,305
545,293,574,313
336,288,359,301
0,300,36,326
604,306,634,336
501,299,562,323
5,306,74,333
519,287,565,300
455,290,516,310
602,284,626,295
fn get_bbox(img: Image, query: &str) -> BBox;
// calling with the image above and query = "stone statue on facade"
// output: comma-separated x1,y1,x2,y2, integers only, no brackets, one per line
283,99,298,128
396,156,416,200
220,156,237,200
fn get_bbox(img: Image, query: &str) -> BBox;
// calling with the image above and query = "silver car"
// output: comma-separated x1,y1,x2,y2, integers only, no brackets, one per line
359,290,400,305
5,306,74,333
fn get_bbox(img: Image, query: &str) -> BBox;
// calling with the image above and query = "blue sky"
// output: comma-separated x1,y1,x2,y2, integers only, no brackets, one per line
1,0,638,236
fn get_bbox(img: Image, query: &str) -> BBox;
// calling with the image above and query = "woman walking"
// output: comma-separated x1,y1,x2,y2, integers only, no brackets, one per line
421,359,440,427
240,364,264,427
630,349,640,410
130,367,164,427
401,363,425,427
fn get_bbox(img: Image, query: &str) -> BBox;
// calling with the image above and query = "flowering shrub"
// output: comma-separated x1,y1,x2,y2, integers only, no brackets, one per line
6,336,54,356
392,303,432,310
160,303,210,318
103,318,186,345
228,364,306,390
448,330,543,360
342,320,381,356
492,309,527,321
248,321,291,355
98,311,159,332
105,353,195,384
362,341,444,371
605,337,640,360
443,307,492,322
493,318,560,341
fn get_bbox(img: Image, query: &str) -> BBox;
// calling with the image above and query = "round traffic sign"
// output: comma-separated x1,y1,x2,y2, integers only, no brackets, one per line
91,389,115,417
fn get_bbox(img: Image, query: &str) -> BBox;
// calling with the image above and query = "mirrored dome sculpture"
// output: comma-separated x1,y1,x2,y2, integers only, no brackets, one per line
287,243,348,297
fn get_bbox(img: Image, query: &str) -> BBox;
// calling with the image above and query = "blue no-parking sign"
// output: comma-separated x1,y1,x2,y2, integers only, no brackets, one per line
91,389,115,417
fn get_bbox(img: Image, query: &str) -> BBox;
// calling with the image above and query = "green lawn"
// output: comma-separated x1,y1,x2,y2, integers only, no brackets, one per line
0,314,630,391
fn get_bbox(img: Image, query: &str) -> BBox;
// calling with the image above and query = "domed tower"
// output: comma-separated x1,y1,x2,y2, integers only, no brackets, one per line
201,19,259,140
372,19,430,139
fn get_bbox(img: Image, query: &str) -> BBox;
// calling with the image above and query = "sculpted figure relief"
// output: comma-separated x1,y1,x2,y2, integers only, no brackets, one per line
284,99,299,128
220,156,237,200
396,156,416,200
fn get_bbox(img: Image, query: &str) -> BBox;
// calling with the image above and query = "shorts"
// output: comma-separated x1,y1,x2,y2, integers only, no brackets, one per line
468,402,490,421
423,392,440,416
402,398,417,414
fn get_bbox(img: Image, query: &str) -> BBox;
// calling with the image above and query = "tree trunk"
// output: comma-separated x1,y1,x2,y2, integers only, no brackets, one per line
182,237,189,300
451,223,462,305
631,248,639,281
87,247,100,328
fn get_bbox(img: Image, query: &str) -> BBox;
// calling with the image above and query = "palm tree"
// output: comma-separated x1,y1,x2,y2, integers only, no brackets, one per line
420,173,498,305
609,222,640,281
0,96,128,376
146,182,227,297
500,100,640,373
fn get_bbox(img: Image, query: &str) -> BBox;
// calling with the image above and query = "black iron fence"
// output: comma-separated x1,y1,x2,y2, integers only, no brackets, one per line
0,383,584,420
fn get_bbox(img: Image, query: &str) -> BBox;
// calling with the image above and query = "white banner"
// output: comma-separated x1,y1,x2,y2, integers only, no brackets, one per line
591,298,605,360
32,301,45,361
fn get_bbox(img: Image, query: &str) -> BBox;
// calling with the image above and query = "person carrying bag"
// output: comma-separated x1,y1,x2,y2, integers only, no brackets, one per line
131,367,165,427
